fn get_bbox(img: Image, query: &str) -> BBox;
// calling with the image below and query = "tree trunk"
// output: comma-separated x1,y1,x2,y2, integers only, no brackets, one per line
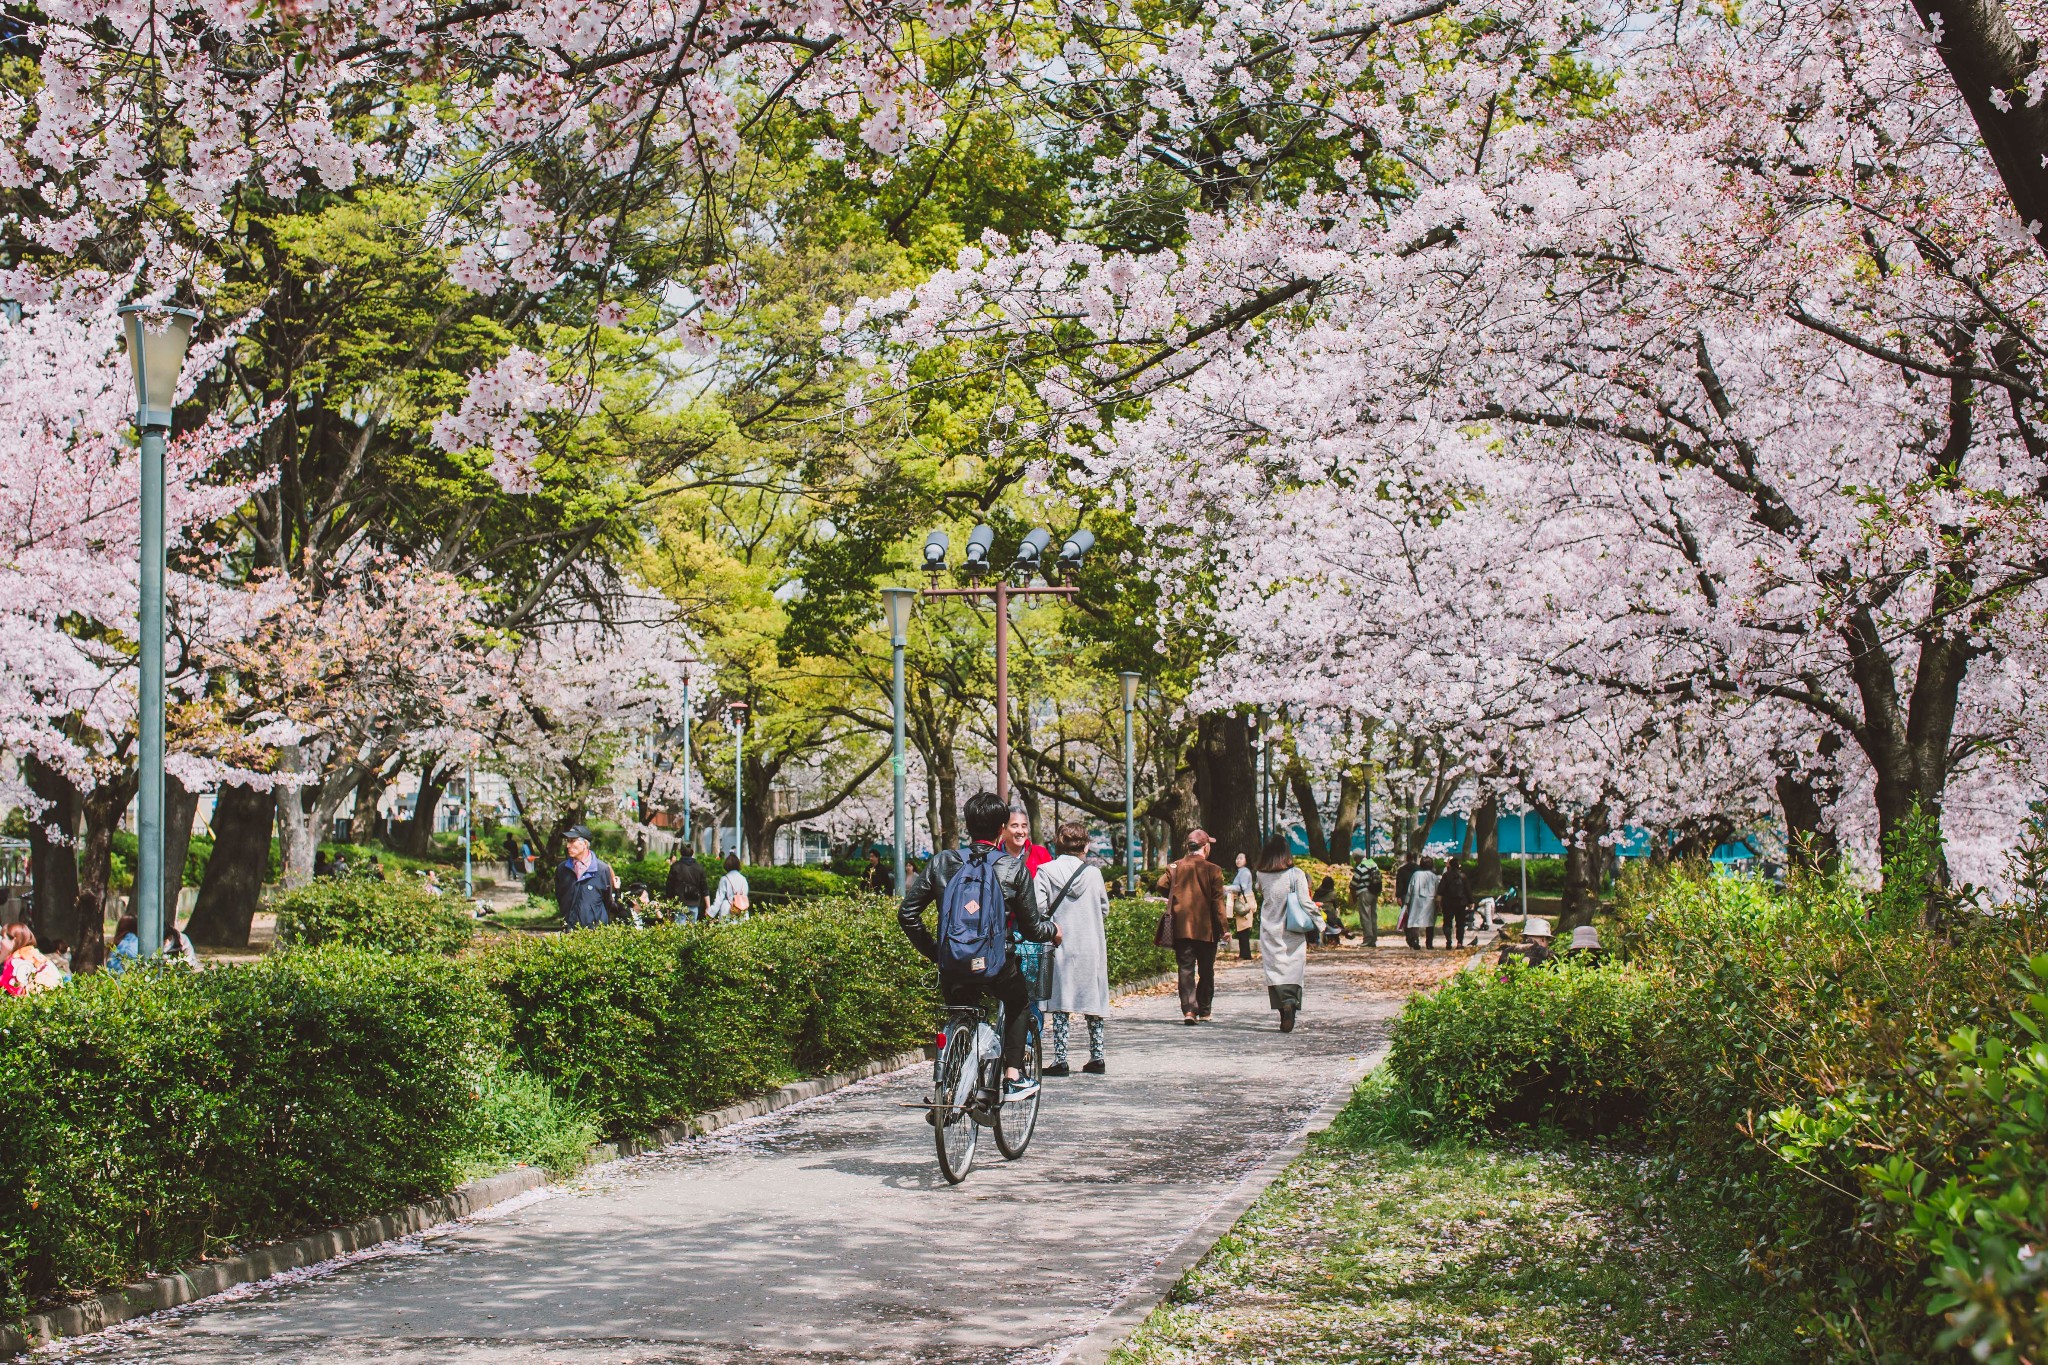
163,773,200,928
1286,758,1330,861
74,773,138,973
934,750,960,852
1191,711,1260,874
1327,769,1364,862
186,783,275,948
1475,797,1501,893
393,755,448,858
348,765,386,846
1907,0,2048,261
1559,803,1609,931
24,757,80,952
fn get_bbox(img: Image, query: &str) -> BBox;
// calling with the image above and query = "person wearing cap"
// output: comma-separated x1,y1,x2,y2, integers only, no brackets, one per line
1155,829,1229,1024
554,826,621,929
1496,916,1554,968
1564,924,1606,963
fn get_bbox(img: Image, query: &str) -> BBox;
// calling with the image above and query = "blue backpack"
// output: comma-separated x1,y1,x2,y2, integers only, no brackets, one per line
937,846,1009,980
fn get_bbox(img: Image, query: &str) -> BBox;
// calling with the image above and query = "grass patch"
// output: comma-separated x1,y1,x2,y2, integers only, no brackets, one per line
1111,1073,1814,1365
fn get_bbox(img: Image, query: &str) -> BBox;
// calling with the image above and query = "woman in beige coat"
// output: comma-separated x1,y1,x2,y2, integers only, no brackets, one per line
1252,834,1313,1032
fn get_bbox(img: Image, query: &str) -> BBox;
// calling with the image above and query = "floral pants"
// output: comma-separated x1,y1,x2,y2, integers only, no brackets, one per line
1050,1011,1106,1064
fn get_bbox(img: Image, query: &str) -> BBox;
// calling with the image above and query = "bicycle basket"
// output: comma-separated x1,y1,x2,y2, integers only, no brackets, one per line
1012,938,1055,1002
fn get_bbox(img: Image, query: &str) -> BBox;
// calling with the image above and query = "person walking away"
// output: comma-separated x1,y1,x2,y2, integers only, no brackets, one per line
1253,835,1312,1032
1156,830,1228,1024
1353,858,1381,947
503,833,523,881
1003,808,1053,878
1227,852,1257,960
898,791,1061,1100
1404,857,1442,949
1438,858,1473,947
710,853,750,920
664,848,709,922
0,923,63,995
1037,822,1110,1075
554,826,620,930
1394,853,1421,947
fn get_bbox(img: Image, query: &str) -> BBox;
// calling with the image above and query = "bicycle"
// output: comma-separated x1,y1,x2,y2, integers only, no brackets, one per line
917,994,1043,1184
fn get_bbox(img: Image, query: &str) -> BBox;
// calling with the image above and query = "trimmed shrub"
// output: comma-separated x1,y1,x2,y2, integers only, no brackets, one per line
0,949,502,1318
1385,959,1656,1135
477,898,932,1135
273,877,476,955
1105,897,1176,984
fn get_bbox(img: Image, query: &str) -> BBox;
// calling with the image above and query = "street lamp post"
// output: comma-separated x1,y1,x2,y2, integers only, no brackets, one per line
681,679,692,852
1519,804,1529,908
882,588,916,894
461,768,474,899
916,525,1091,805
727,701,747,863
1120,672,1139,896
119,303,199,962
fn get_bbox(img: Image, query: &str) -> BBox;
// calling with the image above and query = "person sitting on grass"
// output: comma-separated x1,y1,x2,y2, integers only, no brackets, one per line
0,923,63,994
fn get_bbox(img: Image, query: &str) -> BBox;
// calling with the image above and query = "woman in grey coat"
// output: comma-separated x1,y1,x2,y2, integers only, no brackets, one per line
1253,833,1313,1032
1038,822,1111,1075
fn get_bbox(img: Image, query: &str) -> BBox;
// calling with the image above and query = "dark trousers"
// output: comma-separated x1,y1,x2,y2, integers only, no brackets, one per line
1174,938,1219,1017
942,960,1033,1071
1235,929,1253,959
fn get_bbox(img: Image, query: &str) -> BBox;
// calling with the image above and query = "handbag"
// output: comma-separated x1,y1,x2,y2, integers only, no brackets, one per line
1283,878,1321,936
1155,907,1176,947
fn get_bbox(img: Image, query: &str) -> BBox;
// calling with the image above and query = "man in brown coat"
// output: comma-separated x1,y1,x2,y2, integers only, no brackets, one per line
1156,829,1230,1024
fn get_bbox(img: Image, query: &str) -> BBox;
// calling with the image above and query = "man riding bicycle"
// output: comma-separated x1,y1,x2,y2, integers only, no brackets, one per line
899,791,1061,1099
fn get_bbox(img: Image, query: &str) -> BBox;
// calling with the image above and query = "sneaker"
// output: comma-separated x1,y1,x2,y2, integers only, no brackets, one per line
1082,1059,1106,1075
1003,1077,1041,1102
1043,1061,1071,1077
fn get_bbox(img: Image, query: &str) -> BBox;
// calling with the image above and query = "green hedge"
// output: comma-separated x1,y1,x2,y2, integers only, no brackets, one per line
0,950,502,1318
2,890,1175,1320
479,900,930,1135
273,877,476,955
1385,959,1656,1135
1374,860,2044,1362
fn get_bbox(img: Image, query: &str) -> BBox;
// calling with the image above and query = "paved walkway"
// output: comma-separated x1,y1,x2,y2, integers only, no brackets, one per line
56,947,1472,1365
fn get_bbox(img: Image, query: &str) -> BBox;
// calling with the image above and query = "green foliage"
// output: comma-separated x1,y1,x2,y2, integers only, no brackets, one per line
102,832,212,890
476,898,931,1135
273,877,476,955
1385,961,1656,1137
459,1062,599,1180
1105,897,1177,985
0,950,503,1318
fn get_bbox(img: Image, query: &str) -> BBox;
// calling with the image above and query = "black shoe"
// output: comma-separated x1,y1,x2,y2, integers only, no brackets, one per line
1043,1061,1071,1077
1279,1006,1297,1033
1083,1059,1106,1075
1184,1015,1199,1026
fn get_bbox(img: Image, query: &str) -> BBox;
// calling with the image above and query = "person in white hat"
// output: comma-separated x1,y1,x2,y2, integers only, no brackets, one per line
1496,915,1553,968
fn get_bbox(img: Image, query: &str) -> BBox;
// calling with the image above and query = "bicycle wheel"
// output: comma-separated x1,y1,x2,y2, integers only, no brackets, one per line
994,1012,1042,1161
934,1028,979,1184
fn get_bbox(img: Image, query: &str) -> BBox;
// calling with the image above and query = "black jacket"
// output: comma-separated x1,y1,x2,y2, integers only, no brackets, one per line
555,856,620,928
898,843,1054,967
664,854,709,907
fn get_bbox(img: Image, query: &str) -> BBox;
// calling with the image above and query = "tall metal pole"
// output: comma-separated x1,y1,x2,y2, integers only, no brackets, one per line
462,767,473,898
1520,806,1529,907
135,423,167,959
994,578,1010,804
883,590,913,896
732,709,744,863
1122,684,1137,897
682,681,692,852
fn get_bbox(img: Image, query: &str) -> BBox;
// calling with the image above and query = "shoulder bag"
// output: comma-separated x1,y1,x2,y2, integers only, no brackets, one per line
1283,874,1322,936
1155,861,1178,947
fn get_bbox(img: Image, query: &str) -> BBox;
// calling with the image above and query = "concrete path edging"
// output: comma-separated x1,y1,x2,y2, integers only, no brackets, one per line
0,966,1184,1358
1056,1041,1392,1365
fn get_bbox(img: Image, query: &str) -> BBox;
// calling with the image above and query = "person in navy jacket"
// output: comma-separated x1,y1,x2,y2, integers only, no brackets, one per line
554,826,620,929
